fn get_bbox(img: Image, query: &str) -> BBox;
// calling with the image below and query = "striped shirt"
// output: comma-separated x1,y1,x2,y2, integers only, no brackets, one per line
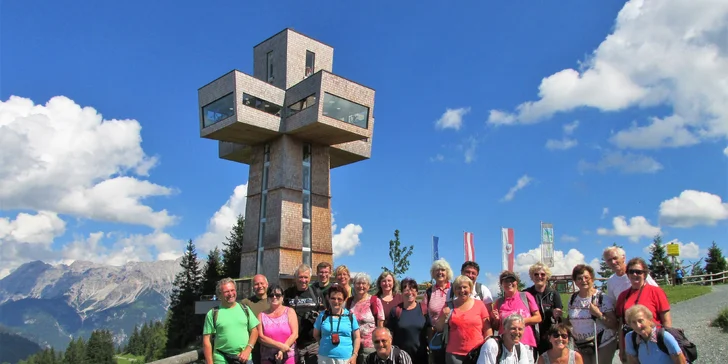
424,282,451,322
364,346,413,364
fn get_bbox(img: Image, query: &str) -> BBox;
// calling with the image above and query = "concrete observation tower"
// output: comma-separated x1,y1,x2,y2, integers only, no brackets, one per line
197,29,375,289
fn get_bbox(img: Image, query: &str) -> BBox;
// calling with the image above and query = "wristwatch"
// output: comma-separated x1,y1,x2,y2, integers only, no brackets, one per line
246,344,254,350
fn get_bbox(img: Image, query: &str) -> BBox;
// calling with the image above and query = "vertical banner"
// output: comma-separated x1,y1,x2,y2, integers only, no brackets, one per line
432,236,440,262
501,228,515,271
464,232,475,262
541,222,555,267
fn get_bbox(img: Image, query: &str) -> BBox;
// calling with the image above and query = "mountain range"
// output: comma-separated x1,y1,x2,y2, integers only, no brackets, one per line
0,259,182,352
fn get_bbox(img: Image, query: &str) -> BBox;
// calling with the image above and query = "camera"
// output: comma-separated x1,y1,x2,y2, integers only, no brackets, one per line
331,333,340,346
303,310,320,323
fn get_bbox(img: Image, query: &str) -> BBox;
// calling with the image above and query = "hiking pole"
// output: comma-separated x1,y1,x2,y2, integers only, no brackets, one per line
594,320,599,364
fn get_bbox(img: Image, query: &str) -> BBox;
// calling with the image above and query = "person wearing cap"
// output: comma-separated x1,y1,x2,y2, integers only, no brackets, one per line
493,270,542,360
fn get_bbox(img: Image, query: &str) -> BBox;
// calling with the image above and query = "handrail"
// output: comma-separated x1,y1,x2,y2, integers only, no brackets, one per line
147,349,203,364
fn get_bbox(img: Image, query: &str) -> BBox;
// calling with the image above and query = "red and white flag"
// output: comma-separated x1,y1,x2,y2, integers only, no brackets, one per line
463,232,475,262
501,228,515,271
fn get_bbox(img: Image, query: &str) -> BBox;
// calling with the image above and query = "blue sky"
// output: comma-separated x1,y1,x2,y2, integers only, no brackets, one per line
1,0,727,290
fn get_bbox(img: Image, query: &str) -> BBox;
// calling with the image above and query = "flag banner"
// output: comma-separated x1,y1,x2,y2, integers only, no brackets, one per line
432,236,440,262
541,222,555,267
501,228,515,271
464,232,475,262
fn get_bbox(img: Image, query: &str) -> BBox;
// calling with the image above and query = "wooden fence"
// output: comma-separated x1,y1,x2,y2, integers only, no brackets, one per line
681,270,728,285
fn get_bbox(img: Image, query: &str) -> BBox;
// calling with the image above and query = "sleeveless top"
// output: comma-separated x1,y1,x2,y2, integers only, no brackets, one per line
542,349,576,364
260,307,296,363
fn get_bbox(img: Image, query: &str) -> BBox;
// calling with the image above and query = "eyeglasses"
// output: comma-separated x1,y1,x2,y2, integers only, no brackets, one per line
551,333,569,340
577,276,592,281
270,293,283,298
628,269,646,275
373,340,388,345
533,273,547,278
502,278,517,284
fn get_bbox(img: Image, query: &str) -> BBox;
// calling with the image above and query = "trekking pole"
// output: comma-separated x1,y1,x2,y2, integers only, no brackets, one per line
594,320,599,364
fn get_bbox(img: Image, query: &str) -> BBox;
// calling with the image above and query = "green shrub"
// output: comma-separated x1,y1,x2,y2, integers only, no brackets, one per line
711,306,728,332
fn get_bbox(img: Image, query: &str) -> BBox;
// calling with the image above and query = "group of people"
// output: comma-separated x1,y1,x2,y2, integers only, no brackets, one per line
202,246,688,364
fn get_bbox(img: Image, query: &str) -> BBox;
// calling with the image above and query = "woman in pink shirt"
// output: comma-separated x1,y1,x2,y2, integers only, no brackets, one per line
436,275,492,364
257,284,298,364
493,270,542,360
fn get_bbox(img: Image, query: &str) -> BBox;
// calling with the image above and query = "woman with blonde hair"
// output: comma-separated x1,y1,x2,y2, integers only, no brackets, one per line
624,304,686,364
435,275,492,364
525,262,563,359
334,265,354,298
374,271,401,326
424,258,454,364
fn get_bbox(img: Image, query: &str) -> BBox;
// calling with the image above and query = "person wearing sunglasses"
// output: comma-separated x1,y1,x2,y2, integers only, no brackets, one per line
537,324,583,364
602,246,658,305
493,271,542,360
258,285,298,364
615,258,671,363
314,284,360,364
524,263,563,360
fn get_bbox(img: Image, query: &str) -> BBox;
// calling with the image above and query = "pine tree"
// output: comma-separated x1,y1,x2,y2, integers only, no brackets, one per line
127,325,142,356
221,215,245,278
648,235,670,280
85,330,114,364
381,230,414,278
705,241,728,282
145,321,168,362
166,239,204,353
63,337,86,364
201,247,224,296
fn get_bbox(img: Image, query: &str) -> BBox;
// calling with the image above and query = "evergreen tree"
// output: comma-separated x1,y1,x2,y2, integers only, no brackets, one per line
381,230,414,278
85,330,114,364
201,247,224,296
145,321,168,362
63,337,86,364
221,215,245,278
166,239,204,353
705,241,728,282
648,235,670,279
127,324,142,356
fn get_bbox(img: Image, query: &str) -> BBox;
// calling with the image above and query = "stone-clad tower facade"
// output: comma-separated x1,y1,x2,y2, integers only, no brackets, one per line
197,29,375,287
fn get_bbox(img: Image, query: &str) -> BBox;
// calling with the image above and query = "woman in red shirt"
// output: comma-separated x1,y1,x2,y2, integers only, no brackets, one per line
615,257,671,363
435,275,492,364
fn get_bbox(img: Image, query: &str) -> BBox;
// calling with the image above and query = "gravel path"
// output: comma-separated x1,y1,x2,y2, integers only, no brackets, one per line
609,284,728,363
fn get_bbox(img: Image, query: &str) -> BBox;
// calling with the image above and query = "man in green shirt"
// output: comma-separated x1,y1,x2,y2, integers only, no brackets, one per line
241,274,270,364
203,278,260,364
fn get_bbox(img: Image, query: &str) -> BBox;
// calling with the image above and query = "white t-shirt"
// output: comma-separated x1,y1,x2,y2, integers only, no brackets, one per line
477,338,533,364
605,272,658,303
567,291,616,346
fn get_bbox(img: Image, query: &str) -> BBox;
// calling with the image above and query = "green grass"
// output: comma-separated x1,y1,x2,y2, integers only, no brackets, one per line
710,306,728,332
557,285,711,317
115,354,145,363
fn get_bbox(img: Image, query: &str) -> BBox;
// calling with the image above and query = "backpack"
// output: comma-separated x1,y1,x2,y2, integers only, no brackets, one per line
211,302,251,344
449,282,485,301
346,295,380,320
494,291,530,330
468,336,520,364
631,327,698,363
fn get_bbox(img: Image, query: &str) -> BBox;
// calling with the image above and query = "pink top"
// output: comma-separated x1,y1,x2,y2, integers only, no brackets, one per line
446,300,490,355
260,307,295,364
349,295,385,348
497,291,539,348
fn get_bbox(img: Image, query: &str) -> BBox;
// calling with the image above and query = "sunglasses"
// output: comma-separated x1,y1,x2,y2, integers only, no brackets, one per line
628,269,646,275
502,278,517,284
270,293,283,298
551,333,569,340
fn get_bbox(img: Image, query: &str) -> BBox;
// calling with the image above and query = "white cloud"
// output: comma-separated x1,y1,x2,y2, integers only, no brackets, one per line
578,151,663,174
0,96,175,229
0,211,65,244
561,234,579,243
463,137,478,163
501,175,533,202
486,0,728,150
430,154,444,162
602,207,609,219
195,184,248,253
724,146,728,156
659,190,728,227
331,214,362,258
563,120,580,135
513,247,600,285
435,107,471,131
597,216,661,242
658,239,701,259
545,138,578,150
